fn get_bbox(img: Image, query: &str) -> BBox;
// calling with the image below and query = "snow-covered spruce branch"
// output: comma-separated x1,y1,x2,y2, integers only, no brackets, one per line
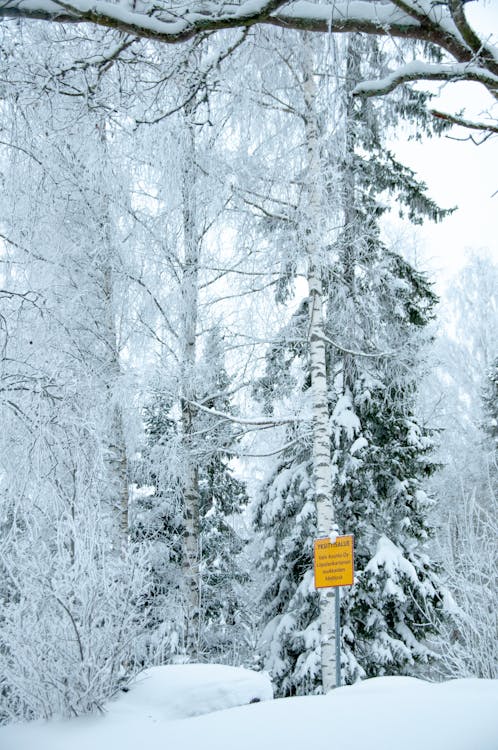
189,400,305,426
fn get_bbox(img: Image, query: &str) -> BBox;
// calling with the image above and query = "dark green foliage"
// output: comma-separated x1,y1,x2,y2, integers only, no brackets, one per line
254,299,309,415
253,444,319,695
130,393,184,661
331,363,443,681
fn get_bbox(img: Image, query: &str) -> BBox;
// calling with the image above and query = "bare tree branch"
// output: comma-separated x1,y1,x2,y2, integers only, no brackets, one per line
430,109,498,136
353,62,498,99
190,399,305,426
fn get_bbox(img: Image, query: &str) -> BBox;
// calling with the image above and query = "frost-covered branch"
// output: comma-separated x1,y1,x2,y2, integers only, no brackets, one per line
447,0,498,68
190,400,305,426
220,438,304,458
353,61,498,99
316,332,396,359
0,0,290,41
430,109,498,136
0,1,490,68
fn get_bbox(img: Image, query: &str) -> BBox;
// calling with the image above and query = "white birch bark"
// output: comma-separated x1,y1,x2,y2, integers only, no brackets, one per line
301,38,338,693
179,102,201,657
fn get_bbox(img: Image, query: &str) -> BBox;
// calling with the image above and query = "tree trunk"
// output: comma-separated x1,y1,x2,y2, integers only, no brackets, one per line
102,263,129,546
180,102,201,658
97,119,129,548
301,38,338,693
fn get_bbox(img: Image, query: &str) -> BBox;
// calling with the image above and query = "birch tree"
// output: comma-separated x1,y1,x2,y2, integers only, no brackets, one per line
126,42,254,661
0,26,148,718
427,255,498,679
251,30,449,695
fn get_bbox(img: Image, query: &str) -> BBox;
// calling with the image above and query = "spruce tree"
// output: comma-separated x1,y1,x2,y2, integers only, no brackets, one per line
196,328,250,662
131,392,185,662
132,328,249,663
331,254,442,681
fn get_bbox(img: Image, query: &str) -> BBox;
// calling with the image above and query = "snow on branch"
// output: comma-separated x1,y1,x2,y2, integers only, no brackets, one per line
353,61,498,99
0,0,459,48
447,0,498,68
430,109,498,136
189,400,305,427
316,333,396,359
220,438,304,458
0,0,291,41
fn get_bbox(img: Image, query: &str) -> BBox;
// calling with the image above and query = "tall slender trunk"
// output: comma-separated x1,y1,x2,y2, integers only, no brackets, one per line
97,119,129,548
340,36,362,398
180,103,201,657
102,263,129,545
301,39,338,693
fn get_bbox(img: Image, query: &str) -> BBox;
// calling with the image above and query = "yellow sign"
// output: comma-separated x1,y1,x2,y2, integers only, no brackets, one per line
314,535,354,589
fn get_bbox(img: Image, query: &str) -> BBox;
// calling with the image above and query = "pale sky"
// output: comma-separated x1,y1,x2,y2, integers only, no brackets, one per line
394,111,497,284
391,2,498,286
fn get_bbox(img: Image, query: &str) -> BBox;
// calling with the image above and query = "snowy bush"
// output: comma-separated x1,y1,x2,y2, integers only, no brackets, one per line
436,486,498,680
0,498,149,722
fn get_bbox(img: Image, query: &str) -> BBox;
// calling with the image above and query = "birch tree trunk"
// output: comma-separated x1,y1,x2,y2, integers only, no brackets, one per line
180,103,201,658
97,119,130,548
301,38,338,693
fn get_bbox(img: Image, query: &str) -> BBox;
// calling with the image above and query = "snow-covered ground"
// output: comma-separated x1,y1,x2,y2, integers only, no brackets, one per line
1,665,497,750
103,663,273,721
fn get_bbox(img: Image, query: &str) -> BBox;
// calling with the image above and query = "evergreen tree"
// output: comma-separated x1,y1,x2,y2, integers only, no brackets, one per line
333,262,442,680
196,328,250,661
131,392,185,662
254,256,443,692
132,328,249,663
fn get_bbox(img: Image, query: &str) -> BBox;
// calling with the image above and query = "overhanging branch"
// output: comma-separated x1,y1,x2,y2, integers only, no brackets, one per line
353,62,498,99
430,109,498,136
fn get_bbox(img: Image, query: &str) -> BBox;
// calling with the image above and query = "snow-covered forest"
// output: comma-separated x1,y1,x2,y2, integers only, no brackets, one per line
0,0,497,731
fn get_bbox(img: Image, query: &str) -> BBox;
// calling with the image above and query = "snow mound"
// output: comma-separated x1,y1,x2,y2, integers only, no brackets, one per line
108,664,273,721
